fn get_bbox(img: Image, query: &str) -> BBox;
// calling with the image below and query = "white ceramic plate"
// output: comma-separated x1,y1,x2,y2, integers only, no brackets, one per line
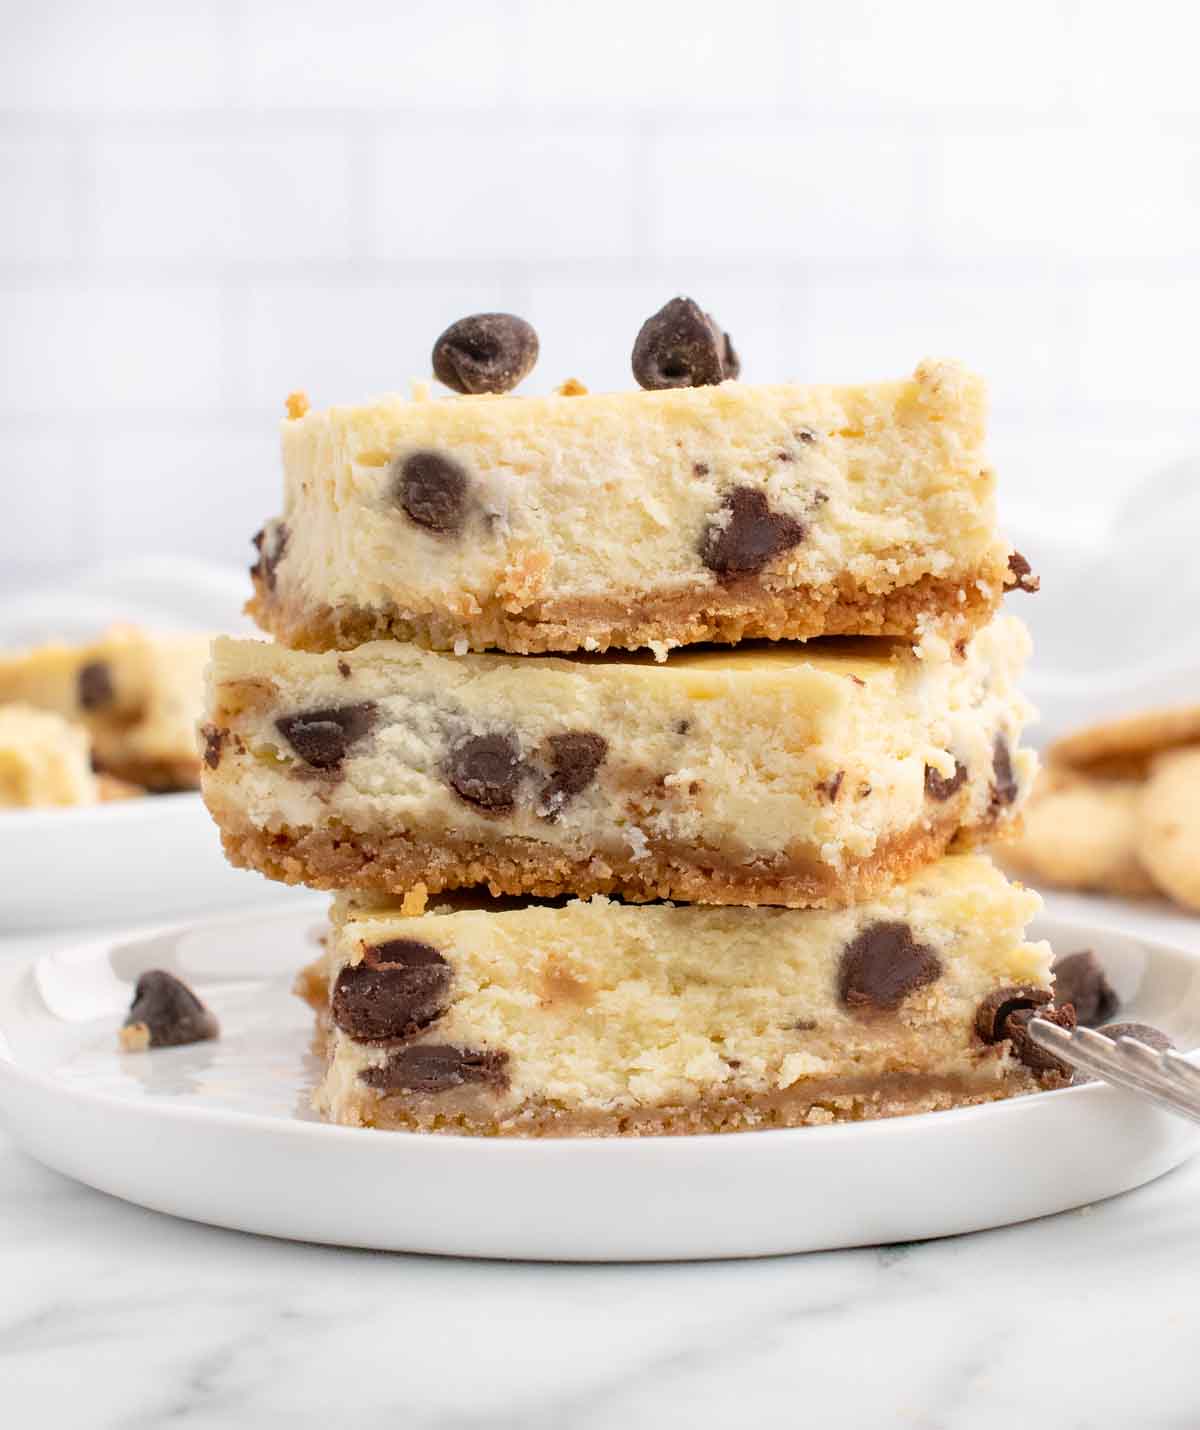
1,906,1197,1262
0,794,303,930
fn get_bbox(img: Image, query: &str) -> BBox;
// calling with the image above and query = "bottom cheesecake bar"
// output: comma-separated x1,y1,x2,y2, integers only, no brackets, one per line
298,856,1068,1137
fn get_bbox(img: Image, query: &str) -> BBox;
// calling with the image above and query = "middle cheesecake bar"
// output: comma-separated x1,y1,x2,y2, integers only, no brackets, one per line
204,614,1034,908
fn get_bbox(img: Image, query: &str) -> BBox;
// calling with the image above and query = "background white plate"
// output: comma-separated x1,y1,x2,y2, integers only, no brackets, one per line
0,906,1197,1262
0,794,307,930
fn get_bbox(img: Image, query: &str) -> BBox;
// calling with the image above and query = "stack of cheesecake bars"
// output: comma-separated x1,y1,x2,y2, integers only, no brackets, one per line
200,308,1073,1136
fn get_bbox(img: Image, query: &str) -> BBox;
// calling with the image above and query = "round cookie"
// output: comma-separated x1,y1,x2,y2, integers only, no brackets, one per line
1051,705,1200,780
1000,768,1156,897
1138,747,1200,912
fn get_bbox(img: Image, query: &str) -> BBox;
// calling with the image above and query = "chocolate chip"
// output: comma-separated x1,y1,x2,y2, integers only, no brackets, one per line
1005,1002,1077,1077
990,735,1018,810
447,732,523,811
250,521,290,592
975,985,1052,1043
331,941,452,1042
360,1044,509,1095
700,487,805,578
539,731,607,818
337,660,351,679
925,760,967,801
432,313,539,395
631,297,735,390
394,451,470,534
819,770,845,803
1096,1022,1175,1052
78,660,114,711
838,922,943,1012
693,462,710,477
121,970,219,1050
276,702,377,772
675,719,691,735
721,329,741,380
1053,950,1119,1027
1007,550,1040,593
201,725,226,771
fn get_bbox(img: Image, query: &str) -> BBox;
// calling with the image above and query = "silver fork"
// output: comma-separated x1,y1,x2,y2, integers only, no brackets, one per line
1029,1019,1200,1125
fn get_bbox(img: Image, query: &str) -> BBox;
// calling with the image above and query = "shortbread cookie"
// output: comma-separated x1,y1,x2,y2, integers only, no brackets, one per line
1138,748,1200,912
202,616,1035,908
248,359,1023,656
999,767,1155,898
1050,705,1200,780
0,704,98,808
298,856,1065,1136
0,627,211,790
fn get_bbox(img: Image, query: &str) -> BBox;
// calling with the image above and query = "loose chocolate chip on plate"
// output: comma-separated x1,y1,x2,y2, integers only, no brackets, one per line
539,731,607,817
447,732,523,811
250,521,290,591
360,1043,510,1095
1052,949,1119,1027
432,312,539,395
331,940,452,1042
990,734,1019,810
1096,1021,1175,1052
276,701,377,772
632,297,736,390
700,487,805,578
201,724,226,771
1006,550,1040,593
975,985,1052,1043
838,922,943,1012
119,969,219,1052
394,451,470,534
78,660,114,711
925,760,967,801
1005,1002,1077,1077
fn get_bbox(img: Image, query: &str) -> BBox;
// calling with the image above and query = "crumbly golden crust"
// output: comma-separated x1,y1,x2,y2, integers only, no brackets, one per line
214,805,1010,908
248,567,1003,656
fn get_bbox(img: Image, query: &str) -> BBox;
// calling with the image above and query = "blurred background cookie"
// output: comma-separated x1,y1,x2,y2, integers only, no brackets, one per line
1138,748,1200,913
1000,766,1155,898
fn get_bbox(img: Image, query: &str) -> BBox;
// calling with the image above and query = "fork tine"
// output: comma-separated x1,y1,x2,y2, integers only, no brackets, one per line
1028,1019,1200,1126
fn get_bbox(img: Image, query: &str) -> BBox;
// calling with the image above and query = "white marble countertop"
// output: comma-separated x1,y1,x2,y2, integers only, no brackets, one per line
3,891,1200,1430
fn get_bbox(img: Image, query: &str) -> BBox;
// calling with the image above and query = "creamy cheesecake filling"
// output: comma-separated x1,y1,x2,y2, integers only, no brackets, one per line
251,359,1014,655
0,704,98,808
202,616,1036,905
299,856,1061,1136
0,628,211,791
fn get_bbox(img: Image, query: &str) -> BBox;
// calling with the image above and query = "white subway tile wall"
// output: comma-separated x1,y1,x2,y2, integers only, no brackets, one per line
2,0,1199,590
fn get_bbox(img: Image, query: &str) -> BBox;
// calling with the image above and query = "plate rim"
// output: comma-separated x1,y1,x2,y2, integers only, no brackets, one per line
0,789,203,829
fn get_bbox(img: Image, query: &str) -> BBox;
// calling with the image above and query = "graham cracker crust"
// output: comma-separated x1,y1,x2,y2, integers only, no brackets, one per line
333,1074,1045,1137
214,806,1009,908
248,567,1003,656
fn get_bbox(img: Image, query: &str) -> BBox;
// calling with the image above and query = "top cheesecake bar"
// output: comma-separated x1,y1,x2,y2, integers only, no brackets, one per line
249,359,1021,657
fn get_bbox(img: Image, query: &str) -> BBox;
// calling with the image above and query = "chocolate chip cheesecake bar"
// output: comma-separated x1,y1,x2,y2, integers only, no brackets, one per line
0,627,211,791
0,704,99,808
249,358,1020,657
202,614,1035,908
296,855,1067,1136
